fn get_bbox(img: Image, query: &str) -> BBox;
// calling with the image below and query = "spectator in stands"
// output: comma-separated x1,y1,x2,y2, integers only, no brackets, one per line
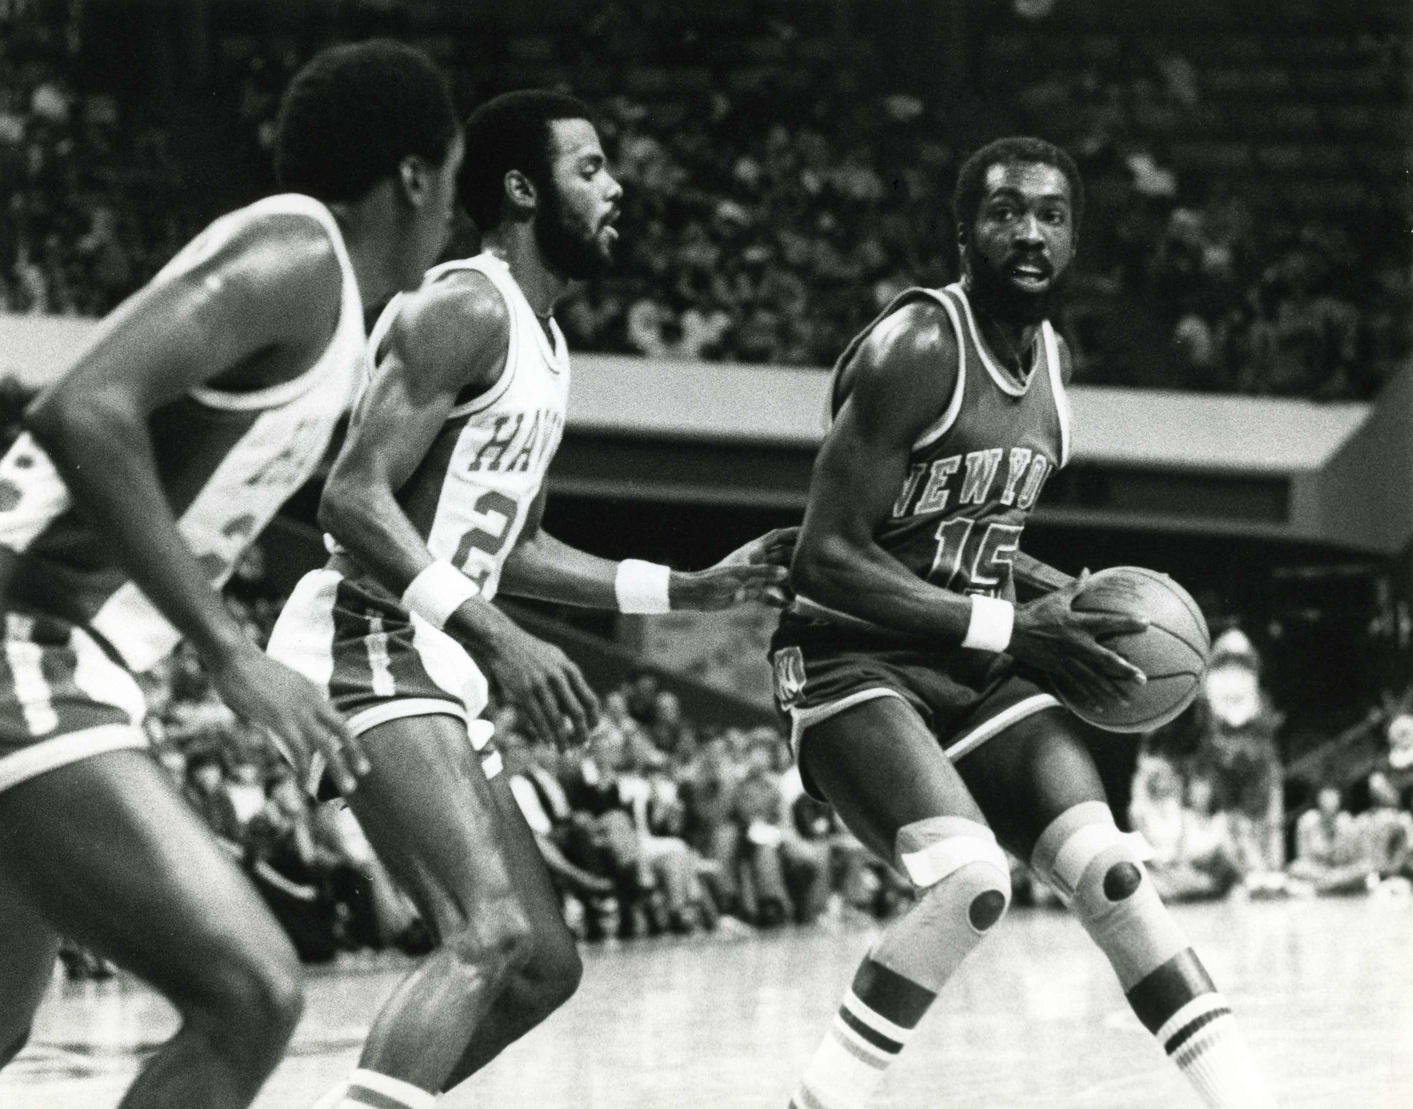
617,732,716,934
1381,697,1413,797
729,731,829,926
679,730,747,917
1153,774,1243,903
559,723,657,938
1360,770,1413,894
1241,246,1361,399
183,748,244,856
1194,630,1285,880
1287,784,1375,896
243,770,340,963
1130,752,1186,865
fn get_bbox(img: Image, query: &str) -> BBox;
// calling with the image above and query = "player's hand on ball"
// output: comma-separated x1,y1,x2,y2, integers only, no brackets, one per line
1010,572,1149,709
481,625,600,751
206,641,370,795
673,527,797,609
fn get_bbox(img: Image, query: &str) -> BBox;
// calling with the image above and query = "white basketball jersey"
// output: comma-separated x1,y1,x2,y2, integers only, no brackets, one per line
363,252,571,602
1,194,364,672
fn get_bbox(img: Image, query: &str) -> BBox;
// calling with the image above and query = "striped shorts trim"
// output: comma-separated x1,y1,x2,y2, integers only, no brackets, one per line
790,687,1060,765
0,723,148,794
0,612,148,793
268,569,498,791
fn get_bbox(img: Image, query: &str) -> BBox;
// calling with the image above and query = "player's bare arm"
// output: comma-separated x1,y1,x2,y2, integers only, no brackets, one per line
319,271,599,746
498,485,795,610
793,301,1143,701
24,212,367,791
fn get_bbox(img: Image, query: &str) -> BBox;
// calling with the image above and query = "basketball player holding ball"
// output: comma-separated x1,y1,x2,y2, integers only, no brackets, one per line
772,137,1277,1109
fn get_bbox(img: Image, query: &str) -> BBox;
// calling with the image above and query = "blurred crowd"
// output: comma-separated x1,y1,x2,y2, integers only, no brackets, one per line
0,1,198,317
1128,626,1413,905
3,3,1408,397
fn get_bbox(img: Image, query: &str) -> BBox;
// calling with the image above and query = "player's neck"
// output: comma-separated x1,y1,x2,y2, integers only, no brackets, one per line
961,275,1044,376
480,227,568,321
974,306,1041,378
330,198,413,309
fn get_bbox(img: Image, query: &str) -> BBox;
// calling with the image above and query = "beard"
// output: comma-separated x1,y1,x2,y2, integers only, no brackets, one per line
964,248,1069,326
534,179,614,281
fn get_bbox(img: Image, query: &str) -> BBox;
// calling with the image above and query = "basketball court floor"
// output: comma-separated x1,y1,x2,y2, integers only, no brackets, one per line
5,898,1408,1108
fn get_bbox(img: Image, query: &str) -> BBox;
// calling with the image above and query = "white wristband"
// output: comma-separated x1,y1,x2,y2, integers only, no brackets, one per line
401,560,478,629
962,594,1014,652
615,559,671,614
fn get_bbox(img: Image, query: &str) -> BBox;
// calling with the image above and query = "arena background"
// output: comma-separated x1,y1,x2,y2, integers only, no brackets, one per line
1,1,1411,1106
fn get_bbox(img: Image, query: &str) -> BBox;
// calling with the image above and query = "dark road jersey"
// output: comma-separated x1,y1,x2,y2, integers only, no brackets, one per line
821,282,1069,610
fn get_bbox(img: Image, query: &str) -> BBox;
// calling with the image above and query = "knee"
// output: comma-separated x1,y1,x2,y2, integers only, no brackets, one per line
1030,801,1155,919
534,934,583,1011
441,901,536,981
898,816,1013,936
196,944,304,1063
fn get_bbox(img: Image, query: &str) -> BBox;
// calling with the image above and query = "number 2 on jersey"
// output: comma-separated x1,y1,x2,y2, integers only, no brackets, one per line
929,519,1022,595
450,488,520,590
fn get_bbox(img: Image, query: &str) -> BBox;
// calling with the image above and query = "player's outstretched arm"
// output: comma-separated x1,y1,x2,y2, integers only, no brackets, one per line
497,488,793,611
24,213,368,791
319,273,599,748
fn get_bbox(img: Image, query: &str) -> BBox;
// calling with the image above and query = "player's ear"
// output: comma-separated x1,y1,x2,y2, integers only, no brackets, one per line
397,154,433,208
503,169,537,219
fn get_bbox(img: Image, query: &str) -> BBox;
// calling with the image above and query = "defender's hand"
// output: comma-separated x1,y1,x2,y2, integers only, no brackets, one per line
671,527,797,610
480,624,600,751
206,642,369,795
1009,573,1149,708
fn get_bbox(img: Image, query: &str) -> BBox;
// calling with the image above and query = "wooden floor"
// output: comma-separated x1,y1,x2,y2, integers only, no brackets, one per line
4,898,1409,1109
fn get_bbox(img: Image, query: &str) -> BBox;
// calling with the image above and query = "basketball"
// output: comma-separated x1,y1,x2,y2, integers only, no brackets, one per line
1054,566,1211,733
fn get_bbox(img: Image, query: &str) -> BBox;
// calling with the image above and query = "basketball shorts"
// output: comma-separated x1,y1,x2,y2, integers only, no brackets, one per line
0,611,149,794
770,613,1062,801
266,568,500,792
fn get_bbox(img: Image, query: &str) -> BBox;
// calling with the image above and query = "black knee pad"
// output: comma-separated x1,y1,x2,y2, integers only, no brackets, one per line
968,889,1008,931
1102,861,1143,902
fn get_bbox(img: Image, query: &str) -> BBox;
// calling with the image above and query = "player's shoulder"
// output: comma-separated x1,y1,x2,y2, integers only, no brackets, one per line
399,266,511,341
380,265,511,389
846,294,961,403
178,205,344,332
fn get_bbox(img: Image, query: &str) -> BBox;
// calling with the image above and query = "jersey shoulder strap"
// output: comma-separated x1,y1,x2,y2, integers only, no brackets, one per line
826,286,967,452
185,194,362,412
367,254,520,421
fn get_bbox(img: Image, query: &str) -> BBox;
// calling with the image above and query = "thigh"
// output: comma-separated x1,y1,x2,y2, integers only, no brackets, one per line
0,750,298,1008
956,708,1108,860
346,713,525,936
801,695,984,865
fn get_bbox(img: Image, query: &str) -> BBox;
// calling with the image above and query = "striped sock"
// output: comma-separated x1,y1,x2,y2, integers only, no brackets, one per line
333,1069,436,1109
788,958,935,1109
1157,996,1278,1109
1126,951,1276,1109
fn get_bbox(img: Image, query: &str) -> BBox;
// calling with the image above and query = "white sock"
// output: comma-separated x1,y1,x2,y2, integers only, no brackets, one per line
332,1069,436,1109
788,989,922,1109
1158,997,1278,1109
